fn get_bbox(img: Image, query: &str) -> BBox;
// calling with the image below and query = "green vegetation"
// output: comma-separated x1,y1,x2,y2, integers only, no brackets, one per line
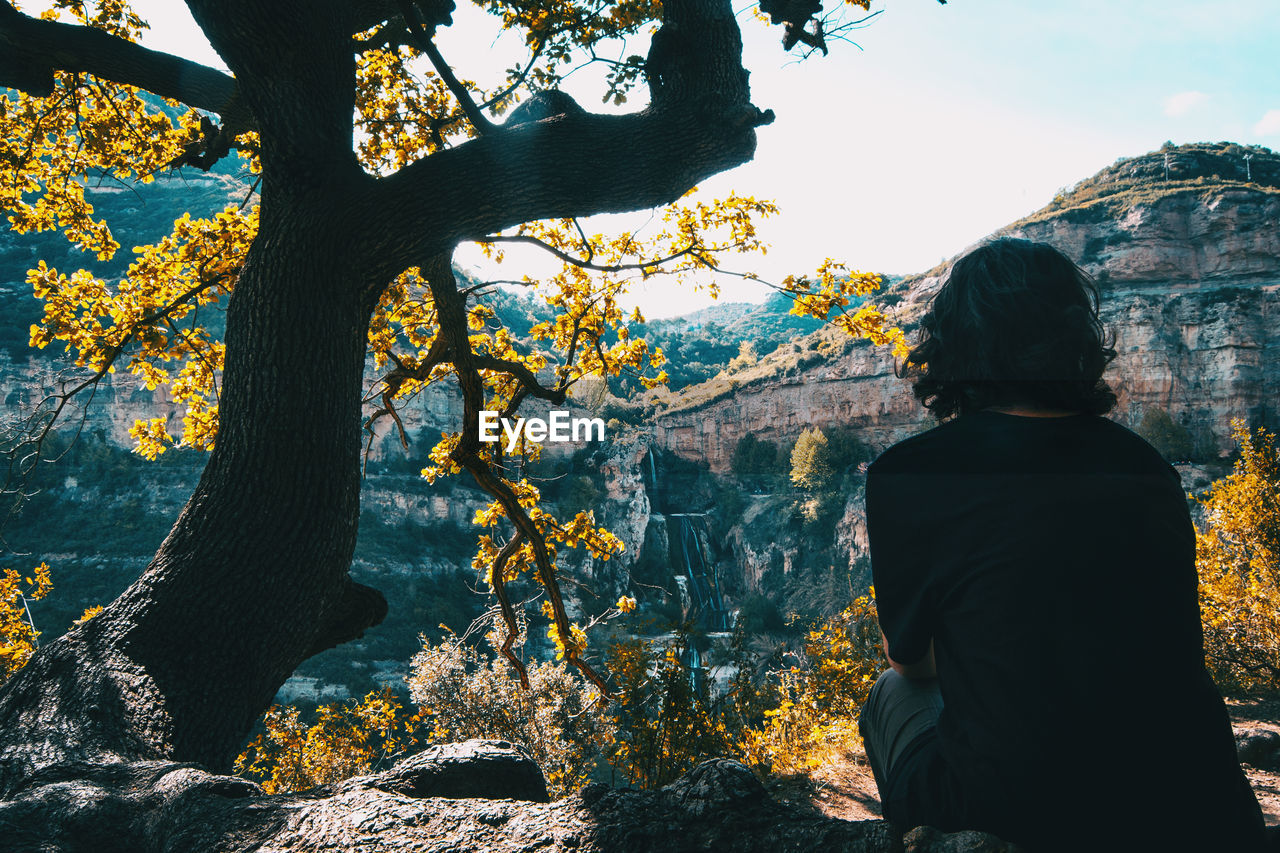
1015,142,1280,228
731,433,788,490
1137,407,1195,463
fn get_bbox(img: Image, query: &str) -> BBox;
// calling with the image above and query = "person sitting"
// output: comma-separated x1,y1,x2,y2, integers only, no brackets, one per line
857,238,1268,852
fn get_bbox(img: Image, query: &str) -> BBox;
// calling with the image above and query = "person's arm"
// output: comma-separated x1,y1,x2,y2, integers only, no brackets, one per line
882,629,937,679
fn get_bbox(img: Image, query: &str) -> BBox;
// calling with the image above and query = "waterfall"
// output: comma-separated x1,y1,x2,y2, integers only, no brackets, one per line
645,446,659,510
644,446,723,694
670,513,729,632
674,575,691,612
645,446,728,633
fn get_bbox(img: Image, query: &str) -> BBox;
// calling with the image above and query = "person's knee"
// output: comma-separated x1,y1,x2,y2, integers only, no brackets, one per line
859,668,901,734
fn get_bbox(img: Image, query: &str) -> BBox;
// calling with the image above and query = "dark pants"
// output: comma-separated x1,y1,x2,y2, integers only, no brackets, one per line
858,669,944,823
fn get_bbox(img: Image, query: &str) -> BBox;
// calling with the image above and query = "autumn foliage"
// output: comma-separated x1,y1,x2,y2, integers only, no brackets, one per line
1196,420,1280,695
406,627,613,797
0,562,52,680
742,595,883,773
234,689,420,795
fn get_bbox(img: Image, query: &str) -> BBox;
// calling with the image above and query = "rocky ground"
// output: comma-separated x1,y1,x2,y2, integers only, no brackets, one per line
767,699,1280,828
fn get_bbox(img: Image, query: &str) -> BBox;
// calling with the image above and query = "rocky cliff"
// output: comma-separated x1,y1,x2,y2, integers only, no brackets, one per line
651,142,1280,471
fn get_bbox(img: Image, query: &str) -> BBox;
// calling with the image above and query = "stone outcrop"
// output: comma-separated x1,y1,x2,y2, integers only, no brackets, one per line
2,744,1027,853
652,144,1280,471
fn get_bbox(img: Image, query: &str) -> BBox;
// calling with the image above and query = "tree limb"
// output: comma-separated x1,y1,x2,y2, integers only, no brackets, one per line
470,355,567,405
355,0,773,280
396,0,498,135
479,233,708,273
0,1,244,122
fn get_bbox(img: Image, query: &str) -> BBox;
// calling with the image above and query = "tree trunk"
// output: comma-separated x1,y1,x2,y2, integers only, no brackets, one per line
0,198,386,791
0,0,769,807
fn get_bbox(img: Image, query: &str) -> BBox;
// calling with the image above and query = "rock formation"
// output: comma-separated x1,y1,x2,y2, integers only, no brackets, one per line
652,143,1280,471
0,739,1022,853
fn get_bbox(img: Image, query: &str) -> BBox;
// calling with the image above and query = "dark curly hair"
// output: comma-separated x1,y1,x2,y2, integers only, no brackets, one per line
904,238,1117,420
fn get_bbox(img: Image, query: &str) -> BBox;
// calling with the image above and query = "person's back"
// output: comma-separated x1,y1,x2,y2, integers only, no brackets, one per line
858,238,1267,851
867,410,1263,849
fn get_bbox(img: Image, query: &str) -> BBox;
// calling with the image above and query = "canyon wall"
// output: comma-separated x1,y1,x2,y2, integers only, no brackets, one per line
653,176,1280,471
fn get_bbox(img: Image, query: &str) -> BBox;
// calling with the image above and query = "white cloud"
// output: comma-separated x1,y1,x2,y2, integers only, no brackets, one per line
1254,109,1280,137
1163,90,1208,118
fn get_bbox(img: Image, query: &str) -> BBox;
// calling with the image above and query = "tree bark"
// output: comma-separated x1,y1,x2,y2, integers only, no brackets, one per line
0,198,385,788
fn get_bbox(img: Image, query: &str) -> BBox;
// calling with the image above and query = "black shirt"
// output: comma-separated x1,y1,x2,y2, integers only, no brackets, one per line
867,411,1266,851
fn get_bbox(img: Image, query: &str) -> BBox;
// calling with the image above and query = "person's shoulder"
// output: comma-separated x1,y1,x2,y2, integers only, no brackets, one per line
1084,415,1182,481
867,418,967,476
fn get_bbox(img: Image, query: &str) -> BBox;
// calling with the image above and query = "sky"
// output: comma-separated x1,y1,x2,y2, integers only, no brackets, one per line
116,0,1280,317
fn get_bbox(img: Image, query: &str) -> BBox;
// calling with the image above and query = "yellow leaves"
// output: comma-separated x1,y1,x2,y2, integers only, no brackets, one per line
354,44,457,171
1,563,53,681
74,605,104,626
741,596,883,774
2,60,196,262
23,202,252,456
547,620,589,661
604,630,741,789
463,192,774,403
235,688,421,794
129,417,172,460
782,259,909,358
421,432,462,482
1196,420,1280,694
3,41,250,459
615,595,637,613
179,398,219,452
44,0,147,40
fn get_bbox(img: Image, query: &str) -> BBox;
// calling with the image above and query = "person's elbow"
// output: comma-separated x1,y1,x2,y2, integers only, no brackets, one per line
883,633,937,680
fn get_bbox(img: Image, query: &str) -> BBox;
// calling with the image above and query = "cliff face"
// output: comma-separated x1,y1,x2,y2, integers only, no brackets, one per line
653,145,1280,471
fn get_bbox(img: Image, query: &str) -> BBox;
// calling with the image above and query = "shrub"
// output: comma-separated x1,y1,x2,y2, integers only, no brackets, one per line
407,628,613,797
606,630,737,789
736,592,784,634
235,689,420,794
1137,407,1195,462
1196,421,1280,695
742,595,883,774
732,433,780,485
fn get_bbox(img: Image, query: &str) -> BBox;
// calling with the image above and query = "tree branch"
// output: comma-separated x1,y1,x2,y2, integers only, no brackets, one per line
354,0,774,280
0,1,243,121
471,355,567,405
479,233,707,273
396,0,497,135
